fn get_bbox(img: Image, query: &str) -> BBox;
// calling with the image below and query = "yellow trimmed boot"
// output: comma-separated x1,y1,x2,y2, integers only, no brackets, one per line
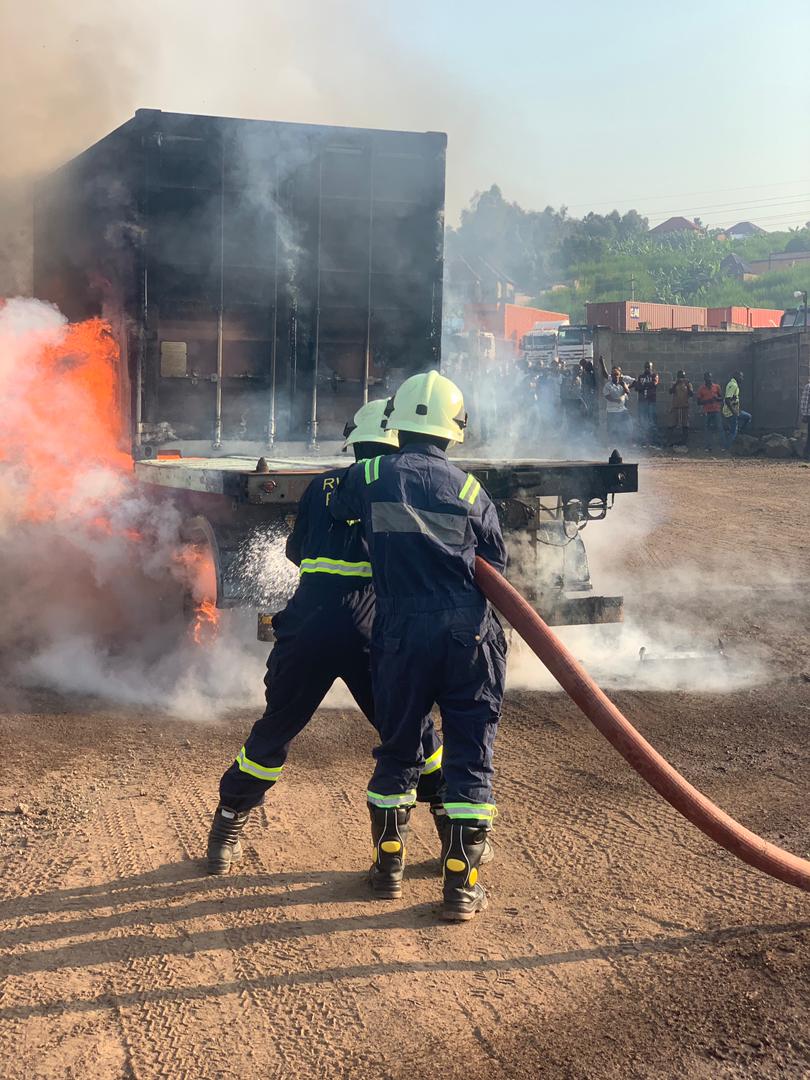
440,822,489,922
368,804,411,899
432,806,493,867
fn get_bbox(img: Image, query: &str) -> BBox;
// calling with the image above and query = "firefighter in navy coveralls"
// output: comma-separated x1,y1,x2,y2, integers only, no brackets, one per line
330,372,508,921
207,400,444,874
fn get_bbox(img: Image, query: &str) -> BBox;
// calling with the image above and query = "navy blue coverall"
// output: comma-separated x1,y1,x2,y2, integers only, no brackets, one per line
329,444,508,828
219,467,443,813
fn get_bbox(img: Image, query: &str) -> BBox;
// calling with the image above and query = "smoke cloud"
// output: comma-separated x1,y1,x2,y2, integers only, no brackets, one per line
0,298,294,718
0,1,480,295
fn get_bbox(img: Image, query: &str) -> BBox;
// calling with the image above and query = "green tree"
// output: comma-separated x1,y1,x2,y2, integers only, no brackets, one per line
447,186,807,320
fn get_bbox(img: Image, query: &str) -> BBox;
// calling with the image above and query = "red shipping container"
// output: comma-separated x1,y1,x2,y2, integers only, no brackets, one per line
465,303,569,353
586,300,707,331
707,306,784,329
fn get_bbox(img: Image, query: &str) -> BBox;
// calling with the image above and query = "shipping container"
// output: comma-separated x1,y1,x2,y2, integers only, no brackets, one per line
707,306,784,329
465,302,569,354
586,300,707,332
33,109,447,446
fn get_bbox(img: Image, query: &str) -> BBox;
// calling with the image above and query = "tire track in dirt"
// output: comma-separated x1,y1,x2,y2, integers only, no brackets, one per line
0,795,103,1077
98,795,196,1079
94,786,288,1080
161,744,385,1078
161,757,298,1078
496,689,808,1027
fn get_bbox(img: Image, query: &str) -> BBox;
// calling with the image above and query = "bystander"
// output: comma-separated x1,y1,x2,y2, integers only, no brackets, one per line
579,358,598,431
560,368,589,434
722,371,752,449
696,371,723,452
801,376,810,461
667,370,694,449
602,366,635,444
634,361,659,445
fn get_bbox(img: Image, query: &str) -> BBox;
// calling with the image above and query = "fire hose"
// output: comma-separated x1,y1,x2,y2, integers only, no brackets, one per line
474,557,810,893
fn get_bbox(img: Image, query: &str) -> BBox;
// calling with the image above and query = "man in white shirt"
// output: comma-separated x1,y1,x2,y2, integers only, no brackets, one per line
602,366,635,444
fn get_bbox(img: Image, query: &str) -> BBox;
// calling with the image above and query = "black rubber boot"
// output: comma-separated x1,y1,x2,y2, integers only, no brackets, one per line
440,822,490,922
207,805,250,875
368,804,411,899
432,806,493,867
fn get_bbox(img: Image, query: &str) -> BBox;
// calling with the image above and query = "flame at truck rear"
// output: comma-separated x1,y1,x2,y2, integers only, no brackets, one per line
0,306,131,522
0,299,220,658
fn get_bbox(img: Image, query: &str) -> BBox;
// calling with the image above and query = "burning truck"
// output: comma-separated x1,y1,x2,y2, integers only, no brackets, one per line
33,109,636,629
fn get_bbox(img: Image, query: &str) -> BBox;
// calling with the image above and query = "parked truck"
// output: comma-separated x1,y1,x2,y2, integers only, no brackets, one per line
557,324,595,366
34,109,637,628
519,320,568,366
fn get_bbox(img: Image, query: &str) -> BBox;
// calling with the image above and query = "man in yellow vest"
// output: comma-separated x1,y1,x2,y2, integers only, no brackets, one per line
722,371,752,448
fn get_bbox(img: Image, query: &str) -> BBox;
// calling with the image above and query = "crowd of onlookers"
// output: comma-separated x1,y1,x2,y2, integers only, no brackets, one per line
597,361,752,452
444,350,810,458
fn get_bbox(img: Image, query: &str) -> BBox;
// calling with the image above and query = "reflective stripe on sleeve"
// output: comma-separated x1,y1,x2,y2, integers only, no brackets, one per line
366,789,417,809
422,746,443,776
299,557,372,578
443,801,496,822
364,456,382,484
236,746,284,782
458,474,481,505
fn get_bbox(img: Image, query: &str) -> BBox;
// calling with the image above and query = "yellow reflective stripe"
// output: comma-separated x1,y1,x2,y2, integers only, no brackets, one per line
364,456,381,484
422,746,443,775
459,474,481,505
443,801,496,822
367,789,417,808
458,474,475,501
236,746,283,782
300,558,372,578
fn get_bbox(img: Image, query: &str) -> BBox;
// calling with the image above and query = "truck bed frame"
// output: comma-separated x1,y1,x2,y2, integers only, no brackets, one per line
135,455,638,626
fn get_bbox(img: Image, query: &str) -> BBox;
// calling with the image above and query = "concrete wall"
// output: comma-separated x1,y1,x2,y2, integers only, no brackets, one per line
593,327,810,433
752,331,810,431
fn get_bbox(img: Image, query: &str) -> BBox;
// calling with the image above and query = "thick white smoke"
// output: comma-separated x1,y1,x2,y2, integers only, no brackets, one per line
0,298,279,718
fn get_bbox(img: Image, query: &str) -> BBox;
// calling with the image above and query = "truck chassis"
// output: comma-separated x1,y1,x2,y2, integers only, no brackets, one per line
135,455,638,627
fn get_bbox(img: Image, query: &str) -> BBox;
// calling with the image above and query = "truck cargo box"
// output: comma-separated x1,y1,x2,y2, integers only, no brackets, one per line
33,109,447,448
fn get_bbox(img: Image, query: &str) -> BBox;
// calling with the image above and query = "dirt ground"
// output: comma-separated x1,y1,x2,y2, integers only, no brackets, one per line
1,458,809,1079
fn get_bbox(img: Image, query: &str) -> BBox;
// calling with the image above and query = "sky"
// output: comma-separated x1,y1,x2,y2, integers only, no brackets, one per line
2,0,809,229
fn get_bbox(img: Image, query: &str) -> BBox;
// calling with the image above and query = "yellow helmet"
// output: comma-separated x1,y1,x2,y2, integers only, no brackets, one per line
342,399,399,450
384,371,467,443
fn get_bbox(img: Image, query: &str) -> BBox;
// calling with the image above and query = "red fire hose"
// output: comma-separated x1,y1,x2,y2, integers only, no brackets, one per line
475,557,810,893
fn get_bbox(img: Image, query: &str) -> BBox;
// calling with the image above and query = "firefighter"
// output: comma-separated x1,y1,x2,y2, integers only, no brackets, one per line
206,400,445,874
329,371,508,922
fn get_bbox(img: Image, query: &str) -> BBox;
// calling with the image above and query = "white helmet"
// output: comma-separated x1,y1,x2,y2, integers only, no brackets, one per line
384,371,467,443
342,399,399,450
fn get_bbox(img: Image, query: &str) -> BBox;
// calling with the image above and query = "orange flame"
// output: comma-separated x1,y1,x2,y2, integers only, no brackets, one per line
2,305,228,650
177,543,221,646
1,313,132,522
192,599,221,646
